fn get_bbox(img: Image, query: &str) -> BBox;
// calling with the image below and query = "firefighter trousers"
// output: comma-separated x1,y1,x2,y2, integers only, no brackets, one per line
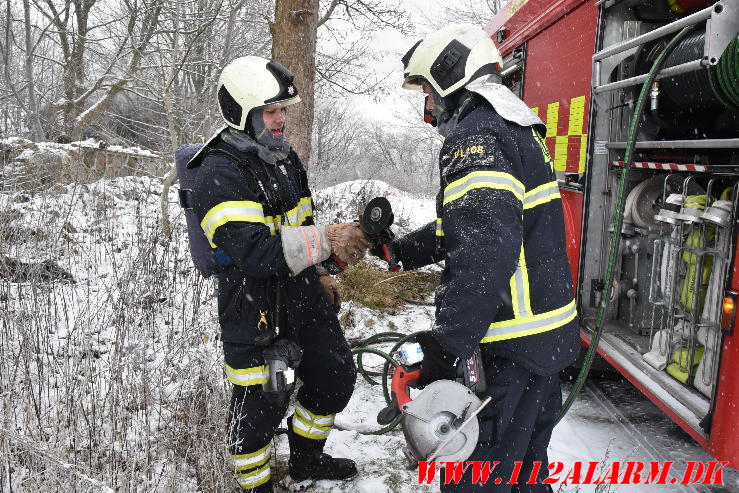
440,355,561,493
224,307,356,491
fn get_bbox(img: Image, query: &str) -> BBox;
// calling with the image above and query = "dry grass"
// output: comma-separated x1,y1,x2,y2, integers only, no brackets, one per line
338,261,439,312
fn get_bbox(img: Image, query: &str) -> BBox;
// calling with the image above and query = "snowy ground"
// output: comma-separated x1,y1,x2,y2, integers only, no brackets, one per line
1,170,737,492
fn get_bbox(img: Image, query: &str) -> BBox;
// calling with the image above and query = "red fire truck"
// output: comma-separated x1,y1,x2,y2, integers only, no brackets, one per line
485,0,738,468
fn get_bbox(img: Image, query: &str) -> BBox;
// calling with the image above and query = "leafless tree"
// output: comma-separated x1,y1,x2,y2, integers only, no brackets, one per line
270,0,410,165
409,0,503,30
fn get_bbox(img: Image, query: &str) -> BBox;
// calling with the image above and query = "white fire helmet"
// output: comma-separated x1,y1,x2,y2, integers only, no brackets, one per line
401,23,503,98
217,56,301,131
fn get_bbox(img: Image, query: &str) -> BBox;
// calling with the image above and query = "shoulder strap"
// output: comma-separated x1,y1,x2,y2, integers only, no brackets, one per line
207,144,280,213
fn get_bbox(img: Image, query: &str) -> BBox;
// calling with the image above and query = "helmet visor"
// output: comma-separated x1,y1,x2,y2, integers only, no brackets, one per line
264,61,300,106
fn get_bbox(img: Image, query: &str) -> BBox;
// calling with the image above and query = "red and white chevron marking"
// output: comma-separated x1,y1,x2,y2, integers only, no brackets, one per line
611,161,709,172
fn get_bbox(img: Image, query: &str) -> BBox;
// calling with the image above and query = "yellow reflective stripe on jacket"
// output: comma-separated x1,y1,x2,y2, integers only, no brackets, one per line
510,245,532,319
282,197,313,226
231,444,271,471
235,463,270,489
201,200,266,246
264,216,279,235
292,401,335,440
225,364,267,386
436,218,444,237
443,170,525,206
523,182,561,210
482,299,577,343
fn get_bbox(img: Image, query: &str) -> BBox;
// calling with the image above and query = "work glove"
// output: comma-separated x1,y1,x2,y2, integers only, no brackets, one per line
415,331,458,389
318,270,341,312
280,223,369,276
326,222,371,265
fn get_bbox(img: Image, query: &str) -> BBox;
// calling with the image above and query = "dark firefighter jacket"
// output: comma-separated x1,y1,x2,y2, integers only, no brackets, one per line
190,133,326,347
395,98,580,375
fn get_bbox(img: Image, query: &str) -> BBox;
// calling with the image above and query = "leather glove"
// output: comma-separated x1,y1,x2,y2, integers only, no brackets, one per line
326,222,371,265
415,331,458,389
318,271,341,312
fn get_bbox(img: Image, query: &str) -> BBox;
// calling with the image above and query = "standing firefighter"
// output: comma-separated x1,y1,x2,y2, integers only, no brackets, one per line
385,24,580,491
186,56,368,492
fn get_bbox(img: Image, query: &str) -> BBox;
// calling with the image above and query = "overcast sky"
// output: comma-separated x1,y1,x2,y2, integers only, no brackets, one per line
320,0,503,124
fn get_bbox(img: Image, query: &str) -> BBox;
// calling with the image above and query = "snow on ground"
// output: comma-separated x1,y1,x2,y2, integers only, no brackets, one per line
1,172,737,492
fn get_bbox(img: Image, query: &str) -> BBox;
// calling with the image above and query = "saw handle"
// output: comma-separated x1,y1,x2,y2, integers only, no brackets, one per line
324,254,348,275
391,365,421,409
382,243,401,272
376,365,421,426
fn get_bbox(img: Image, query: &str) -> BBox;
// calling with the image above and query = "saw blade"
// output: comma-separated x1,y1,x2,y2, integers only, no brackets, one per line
401,380,483,462
360,197,393,235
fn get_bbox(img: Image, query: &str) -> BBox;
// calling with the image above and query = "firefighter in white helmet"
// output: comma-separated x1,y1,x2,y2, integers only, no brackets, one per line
377,24,580,492
188,56,368,492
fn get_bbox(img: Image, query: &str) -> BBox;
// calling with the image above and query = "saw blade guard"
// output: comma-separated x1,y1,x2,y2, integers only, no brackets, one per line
402,380,482,462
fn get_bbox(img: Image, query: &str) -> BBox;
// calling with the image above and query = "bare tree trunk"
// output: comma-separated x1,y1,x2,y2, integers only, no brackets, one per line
271,0,318,166
22,0,44,140
71,1,163,138
205,0,245,139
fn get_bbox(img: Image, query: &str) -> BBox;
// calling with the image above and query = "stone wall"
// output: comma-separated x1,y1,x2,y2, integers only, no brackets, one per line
0,138,167,191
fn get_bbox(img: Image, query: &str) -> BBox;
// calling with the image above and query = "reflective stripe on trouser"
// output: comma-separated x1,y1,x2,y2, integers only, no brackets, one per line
232,443,271,489
436,218,444,237
234,463,271,490
292,401,335,440
481,299,577,343
226,364,267,386
232,443,271,471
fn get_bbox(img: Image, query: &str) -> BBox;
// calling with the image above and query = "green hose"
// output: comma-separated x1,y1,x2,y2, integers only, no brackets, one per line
350,331,425,435
717,36,739,108
708,36,739,110
555,25,695,424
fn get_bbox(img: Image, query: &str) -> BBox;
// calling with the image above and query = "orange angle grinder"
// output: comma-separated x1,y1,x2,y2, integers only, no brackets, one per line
377,342,492,463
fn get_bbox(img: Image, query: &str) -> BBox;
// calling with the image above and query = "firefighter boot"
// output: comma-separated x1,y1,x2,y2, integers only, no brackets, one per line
281,417,357,490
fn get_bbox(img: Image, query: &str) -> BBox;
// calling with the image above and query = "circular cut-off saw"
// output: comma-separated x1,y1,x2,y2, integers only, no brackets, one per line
377,357,491,463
